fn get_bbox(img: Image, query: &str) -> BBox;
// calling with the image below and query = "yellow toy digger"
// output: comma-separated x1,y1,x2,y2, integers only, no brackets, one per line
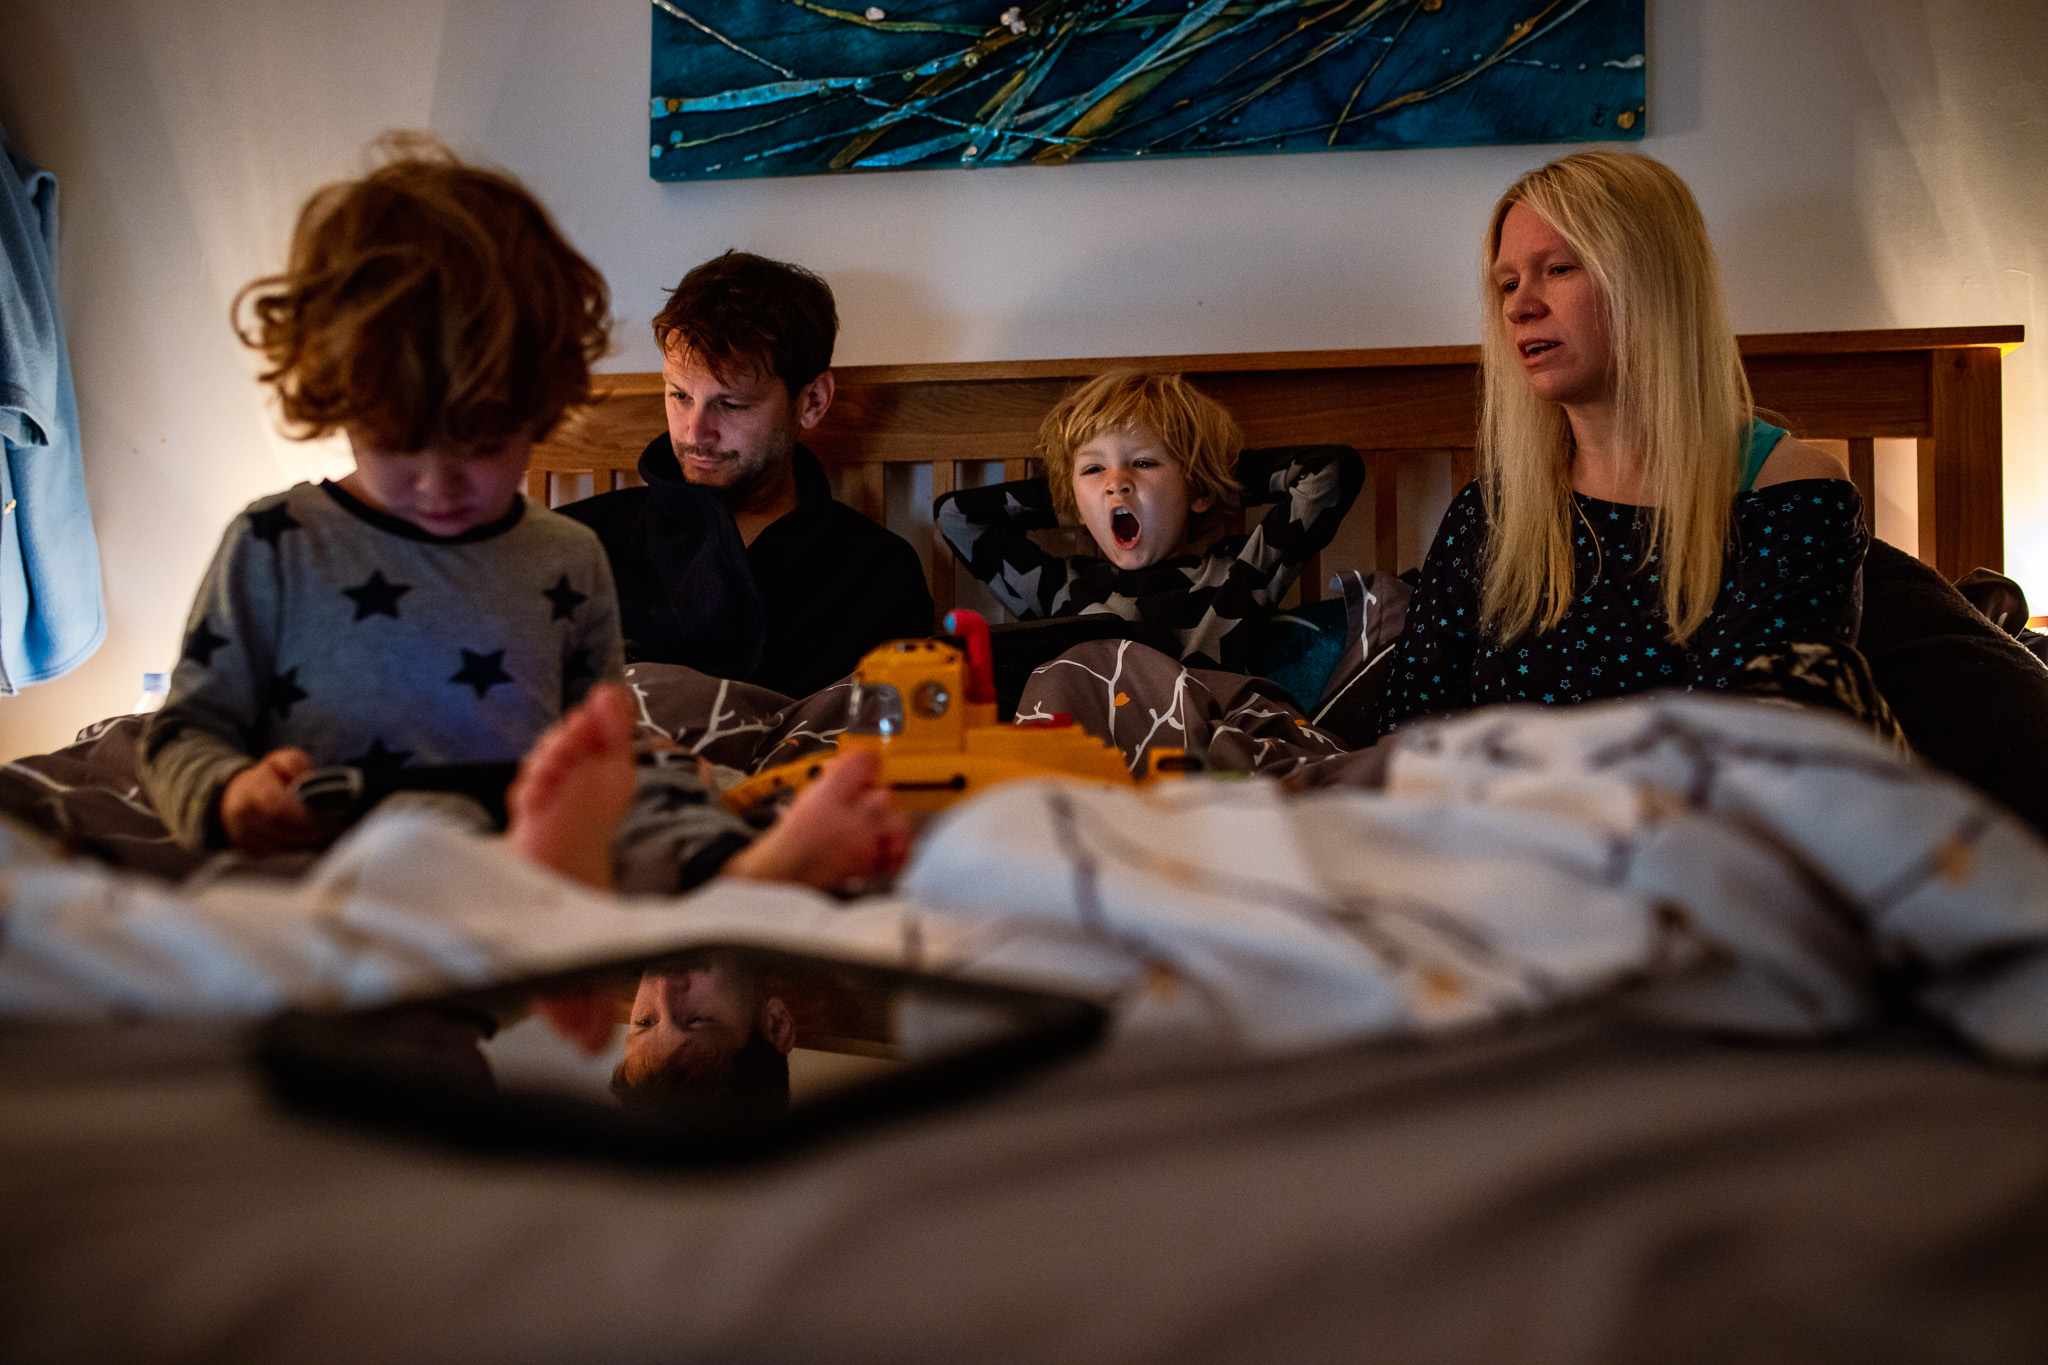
722,610,1192,818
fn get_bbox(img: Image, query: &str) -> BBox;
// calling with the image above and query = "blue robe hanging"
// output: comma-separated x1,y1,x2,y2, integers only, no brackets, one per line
0,123,105,692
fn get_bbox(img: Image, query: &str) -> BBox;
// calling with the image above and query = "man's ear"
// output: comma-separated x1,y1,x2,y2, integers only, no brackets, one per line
1188,492,1215,515
760,997,797,1054
794,370,835,431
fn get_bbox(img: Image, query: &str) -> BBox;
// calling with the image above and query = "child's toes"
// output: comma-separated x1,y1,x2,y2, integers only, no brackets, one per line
821,749,883,796
560,703,608,756
589,683,637,744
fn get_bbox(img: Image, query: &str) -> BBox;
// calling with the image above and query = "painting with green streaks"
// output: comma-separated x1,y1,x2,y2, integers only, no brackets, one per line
649,1,1645,182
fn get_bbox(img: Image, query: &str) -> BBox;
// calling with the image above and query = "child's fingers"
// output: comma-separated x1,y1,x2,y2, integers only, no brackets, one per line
239,803,320,854
259,783,302,820
222,757,329,854
263,747,315,782
249,758,311,819
253,751,321,827
265,787,321,833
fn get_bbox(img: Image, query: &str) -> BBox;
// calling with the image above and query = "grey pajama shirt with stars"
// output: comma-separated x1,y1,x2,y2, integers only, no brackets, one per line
140,481,754,884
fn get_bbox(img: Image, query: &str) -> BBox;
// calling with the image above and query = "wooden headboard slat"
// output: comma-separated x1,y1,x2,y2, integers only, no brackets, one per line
1927,346,2007,580
1744,352,1931,436
719,325,2022,386
1732,325,2022,356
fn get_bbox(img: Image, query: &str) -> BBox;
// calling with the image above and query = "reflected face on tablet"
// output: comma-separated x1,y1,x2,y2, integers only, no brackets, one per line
615,959,796,1108
264,943,1108,1161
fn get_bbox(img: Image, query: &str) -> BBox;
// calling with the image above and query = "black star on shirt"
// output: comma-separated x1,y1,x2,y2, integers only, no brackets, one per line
182,617,231,667
542,575,587,622
248,503,301,547
265,667,308,720
345,737,413,783
450,648,513,699
342,570,413,622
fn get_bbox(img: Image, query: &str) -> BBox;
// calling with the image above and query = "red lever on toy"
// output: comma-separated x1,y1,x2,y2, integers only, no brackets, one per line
944,608,997,705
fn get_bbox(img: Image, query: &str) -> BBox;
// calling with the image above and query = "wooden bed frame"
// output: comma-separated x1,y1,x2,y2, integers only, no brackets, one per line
532,325,2021,626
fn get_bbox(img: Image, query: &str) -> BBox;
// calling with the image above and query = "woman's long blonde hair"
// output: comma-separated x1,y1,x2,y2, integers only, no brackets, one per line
1477,150,1753,644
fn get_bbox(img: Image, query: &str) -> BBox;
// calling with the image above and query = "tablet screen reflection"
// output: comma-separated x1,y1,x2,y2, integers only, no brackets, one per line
463,947,921,1124
262,944,1106,1161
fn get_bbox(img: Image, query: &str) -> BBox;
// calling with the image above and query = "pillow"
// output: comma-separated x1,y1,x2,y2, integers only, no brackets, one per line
1308,570,1412,748
1247,596,1349,713
1858,540,2048,838
1953,564,2048,666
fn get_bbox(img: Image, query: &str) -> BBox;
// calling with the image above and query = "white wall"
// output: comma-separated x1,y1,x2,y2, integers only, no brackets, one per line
2,0,2043,758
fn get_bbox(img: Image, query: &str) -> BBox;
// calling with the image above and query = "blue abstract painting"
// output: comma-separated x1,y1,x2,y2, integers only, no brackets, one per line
649,1,1645,182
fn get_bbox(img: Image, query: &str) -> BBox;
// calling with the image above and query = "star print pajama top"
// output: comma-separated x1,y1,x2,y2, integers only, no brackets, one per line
1381,473,1868,735
933,445,1364,673
141,482,628,849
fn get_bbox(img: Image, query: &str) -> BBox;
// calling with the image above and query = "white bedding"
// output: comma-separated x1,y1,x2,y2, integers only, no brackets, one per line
908,694,2048,1060
2,694,2044,1065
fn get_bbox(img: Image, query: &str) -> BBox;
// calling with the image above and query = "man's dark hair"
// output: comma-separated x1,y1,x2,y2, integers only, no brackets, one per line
610,1028,790,1122
651,250,837,395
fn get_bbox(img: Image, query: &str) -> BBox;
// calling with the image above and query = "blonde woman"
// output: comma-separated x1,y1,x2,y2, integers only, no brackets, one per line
1381,150,1864,732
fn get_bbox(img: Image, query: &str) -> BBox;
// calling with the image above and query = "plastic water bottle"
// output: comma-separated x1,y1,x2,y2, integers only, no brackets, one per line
133,671,170,714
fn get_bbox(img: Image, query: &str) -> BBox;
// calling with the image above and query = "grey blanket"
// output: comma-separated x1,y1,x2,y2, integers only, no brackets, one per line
0,714,200,877
0,1017,2042,1363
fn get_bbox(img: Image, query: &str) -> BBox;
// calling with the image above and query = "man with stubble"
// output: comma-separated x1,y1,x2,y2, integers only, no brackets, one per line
560,252,932,700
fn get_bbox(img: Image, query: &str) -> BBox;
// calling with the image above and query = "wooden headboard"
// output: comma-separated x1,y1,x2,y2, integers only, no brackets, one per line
533,325,2021,626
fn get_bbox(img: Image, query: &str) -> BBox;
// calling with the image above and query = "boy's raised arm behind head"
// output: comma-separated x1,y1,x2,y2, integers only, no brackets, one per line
933,476,1068,619
1236,444,1365,547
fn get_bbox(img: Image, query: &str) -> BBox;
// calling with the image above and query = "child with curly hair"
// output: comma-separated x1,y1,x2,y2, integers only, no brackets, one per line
141,139,624,856
131,141,899,902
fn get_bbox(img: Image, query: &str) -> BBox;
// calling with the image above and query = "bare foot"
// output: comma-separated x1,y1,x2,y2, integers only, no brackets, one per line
722,749,911,894
506,683,638,888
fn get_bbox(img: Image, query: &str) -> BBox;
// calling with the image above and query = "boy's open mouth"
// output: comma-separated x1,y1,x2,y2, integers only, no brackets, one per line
1111,507,1140,549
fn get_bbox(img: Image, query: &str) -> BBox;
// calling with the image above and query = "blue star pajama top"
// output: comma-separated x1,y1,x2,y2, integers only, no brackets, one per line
934,445,1363,672
1382,464,1867,735
141,481,627,848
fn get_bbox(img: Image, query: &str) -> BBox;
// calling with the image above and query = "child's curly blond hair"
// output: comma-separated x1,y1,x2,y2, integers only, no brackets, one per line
1037,370,1242,521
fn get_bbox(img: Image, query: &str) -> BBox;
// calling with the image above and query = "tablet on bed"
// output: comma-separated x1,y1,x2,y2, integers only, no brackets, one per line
256,945,1107,1165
